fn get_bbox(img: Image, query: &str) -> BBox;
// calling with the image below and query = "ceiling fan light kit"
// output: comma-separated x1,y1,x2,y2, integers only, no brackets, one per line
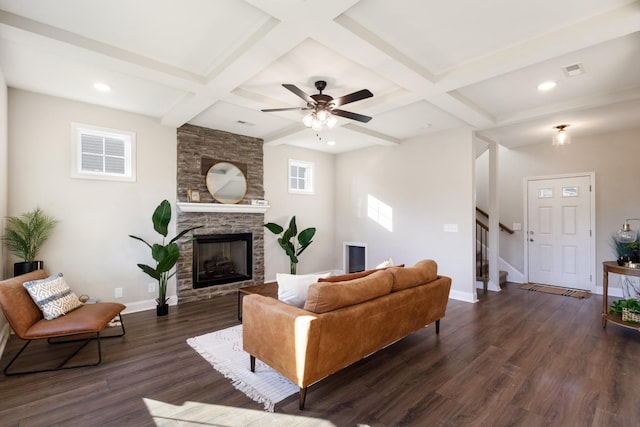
262,80,373,132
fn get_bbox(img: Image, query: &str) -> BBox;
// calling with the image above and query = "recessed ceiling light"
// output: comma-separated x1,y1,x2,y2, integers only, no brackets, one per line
537,81,556,92
327,140,336,146
93,82,111,92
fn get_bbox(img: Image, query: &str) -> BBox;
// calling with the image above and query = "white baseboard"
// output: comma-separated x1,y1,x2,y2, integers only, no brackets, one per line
476,280,502,292
121,295,178,314
449,289,478,303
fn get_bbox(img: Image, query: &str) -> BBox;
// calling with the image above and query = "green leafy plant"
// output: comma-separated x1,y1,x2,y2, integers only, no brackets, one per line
2,207,58,262
264,216,315,274
609,299,640,321
129,200,201,306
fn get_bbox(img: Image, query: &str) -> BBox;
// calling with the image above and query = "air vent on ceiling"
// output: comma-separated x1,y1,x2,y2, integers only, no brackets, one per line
562,63,584,77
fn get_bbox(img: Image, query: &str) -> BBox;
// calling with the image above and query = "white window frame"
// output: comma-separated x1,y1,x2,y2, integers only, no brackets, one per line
288,159,314,194
71,122,136,182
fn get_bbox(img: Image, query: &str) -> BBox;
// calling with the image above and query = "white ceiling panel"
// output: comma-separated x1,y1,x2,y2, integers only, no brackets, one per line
0,36,186,117
457,32,640,119
0,0,270,75
342,0,637,74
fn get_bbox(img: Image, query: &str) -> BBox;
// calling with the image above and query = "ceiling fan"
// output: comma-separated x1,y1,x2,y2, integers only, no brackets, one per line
262,80,373,130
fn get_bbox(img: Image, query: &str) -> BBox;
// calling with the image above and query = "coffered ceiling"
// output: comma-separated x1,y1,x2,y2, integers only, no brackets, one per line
1,0,638,153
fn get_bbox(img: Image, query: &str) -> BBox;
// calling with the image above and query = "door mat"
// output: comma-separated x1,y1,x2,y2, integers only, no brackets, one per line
520,283,591,299
187,325,297,412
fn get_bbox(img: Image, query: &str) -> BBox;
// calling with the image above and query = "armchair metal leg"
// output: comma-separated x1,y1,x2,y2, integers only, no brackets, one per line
3,314,126,376
250,355,256,372
436,319,440,334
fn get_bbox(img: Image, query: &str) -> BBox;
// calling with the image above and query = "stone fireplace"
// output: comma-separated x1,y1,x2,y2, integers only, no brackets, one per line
176,124,265,303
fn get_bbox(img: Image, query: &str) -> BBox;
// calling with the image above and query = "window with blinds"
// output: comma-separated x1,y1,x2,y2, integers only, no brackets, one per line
288,159,314,194
71,123,136,182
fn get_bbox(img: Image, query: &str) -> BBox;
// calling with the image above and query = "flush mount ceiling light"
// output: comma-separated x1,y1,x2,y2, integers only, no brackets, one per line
552,124,571,146
538,81,556,91
93,82,111,92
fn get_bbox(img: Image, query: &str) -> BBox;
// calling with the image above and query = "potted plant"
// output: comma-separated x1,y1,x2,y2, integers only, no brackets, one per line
611,234,640,265
264,216,315,274
129,200,201,316
2,207,58,276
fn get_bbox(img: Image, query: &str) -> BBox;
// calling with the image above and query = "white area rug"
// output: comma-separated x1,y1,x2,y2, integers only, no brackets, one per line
186,324,298,412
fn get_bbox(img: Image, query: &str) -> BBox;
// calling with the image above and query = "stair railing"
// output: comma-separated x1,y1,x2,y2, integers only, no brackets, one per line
476,208,514,291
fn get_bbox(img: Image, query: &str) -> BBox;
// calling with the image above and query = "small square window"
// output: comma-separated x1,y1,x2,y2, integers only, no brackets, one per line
71,123,136,182
288,159,314,194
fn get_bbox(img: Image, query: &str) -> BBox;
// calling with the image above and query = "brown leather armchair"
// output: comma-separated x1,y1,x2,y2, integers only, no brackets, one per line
0,270,126,375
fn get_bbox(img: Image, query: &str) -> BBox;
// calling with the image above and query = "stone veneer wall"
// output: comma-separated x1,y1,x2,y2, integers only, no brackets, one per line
176,124,264,303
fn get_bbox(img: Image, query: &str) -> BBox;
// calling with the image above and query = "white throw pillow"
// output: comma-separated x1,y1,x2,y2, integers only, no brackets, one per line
277,272,331,308
376,257,394,269
23,273,82,320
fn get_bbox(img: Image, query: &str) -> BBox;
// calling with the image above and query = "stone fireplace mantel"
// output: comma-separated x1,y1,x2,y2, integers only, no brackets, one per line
177,202,269,214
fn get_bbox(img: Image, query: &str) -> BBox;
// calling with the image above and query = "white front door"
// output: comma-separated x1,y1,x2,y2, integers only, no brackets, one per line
527,175,593,290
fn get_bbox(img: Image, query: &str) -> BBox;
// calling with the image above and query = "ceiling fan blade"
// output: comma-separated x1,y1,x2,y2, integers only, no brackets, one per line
261,107,310,112
332,109,372,123
282,84,315,105
332,89,373,107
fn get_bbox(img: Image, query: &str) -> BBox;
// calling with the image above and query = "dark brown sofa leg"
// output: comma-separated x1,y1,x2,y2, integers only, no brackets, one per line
299,387,307,410
250,355,255,372
436,319,440,334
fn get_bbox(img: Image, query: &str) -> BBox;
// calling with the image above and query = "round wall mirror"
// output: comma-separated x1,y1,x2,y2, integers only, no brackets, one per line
205,162,247,204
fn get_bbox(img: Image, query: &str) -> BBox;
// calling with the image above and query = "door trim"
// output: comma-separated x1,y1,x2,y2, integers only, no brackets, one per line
523,172,596,292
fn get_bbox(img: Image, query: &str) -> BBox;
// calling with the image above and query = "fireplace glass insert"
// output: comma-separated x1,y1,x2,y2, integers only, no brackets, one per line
193,233,252,288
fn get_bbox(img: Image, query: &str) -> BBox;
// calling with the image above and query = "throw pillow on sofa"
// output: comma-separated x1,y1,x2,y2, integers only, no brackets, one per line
304,270,394,313
277,272,331,308
375,257,394,268
23,272,83,320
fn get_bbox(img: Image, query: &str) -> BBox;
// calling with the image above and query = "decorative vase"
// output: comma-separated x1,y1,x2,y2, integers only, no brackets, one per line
13,261,44,277
156,304,169,316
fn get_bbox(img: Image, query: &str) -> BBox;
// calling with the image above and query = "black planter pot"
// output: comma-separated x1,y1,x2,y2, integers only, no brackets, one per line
14,261,44,277
156,304,169,316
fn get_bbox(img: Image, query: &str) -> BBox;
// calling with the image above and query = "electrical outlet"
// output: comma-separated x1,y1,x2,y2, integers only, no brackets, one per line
148,282,156,293
114,287,123,298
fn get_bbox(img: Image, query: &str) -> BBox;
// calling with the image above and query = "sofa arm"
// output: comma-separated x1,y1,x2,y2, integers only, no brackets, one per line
242,294,320,387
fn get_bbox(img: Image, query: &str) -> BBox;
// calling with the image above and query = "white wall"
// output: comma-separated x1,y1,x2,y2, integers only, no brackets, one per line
263,144,335,280
334,129,477,302
0,69,7,279
479,126,640,290
0,67,9,353
7,90,177,310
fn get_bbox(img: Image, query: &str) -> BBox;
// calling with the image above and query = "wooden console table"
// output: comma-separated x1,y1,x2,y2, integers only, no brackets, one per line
602,261,640,330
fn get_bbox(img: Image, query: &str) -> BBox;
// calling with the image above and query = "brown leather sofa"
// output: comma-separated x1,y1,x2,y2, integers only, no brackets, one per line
242,259,452,409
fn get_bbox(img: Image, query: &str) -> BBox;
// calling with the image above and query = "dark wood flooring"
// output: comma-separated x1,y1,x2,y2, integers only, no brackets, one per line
1,283,639,426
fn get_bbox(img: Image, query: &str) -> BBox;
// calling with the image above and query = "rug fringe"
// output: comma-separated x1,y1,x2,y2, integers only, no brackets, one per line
186,328,294,412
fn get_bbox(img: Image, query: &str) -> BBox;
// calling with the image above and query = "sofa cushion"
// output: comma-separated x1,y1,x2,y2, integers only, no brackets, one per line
304,270,393,313
318,264,404,283
277,272,330,308
389,259,438,292
23,273,82,320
